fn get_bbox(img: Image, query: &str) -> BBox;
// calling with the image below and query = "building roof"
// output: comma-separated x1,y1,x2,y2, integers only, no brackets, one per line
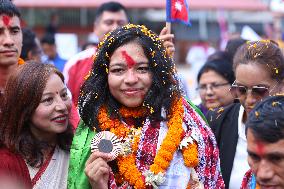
14,0,268,11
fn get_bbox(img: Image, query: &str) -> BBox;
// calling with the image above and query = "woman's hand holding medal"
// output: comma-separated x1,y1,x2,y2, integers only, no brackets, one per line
86,131,123,189
85,151,112,189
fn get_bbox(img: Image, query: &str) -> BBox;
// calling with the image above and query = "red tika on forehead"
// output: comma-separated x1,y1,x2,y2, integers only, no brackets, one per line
122,50,136,68
256,141,265,156
2,15,10,26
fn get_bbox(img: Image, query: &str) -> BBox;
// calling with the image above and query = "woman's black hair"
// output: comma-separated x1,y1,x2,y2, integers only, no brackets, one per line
246,95,284,143
197,51,235,85
78,24,182,130
0,0,21,18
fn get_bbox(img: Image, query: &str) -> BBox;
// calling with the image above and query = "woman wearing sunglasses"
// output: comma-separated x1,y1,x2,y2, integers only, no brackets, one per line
206,40,284,189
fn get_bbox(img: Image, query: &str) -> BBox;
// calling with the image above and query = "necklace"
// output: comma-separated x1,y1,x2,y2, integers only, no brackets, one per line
97,98,198,188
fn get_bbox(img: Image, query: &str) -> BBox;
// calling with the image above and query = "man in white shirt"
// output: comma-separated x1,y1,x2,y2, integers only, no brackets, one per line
63,2,129,107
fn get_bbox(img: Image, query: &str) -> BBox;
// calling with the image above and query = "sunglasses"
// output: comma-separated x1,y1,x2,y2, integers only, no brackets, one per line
196,82,229,93
229,82,271,99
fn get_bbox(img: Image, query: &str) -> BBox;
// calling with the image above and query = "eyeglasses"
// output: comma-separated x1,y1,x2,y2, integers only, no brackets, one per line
229,81,277,99
196,82,230,93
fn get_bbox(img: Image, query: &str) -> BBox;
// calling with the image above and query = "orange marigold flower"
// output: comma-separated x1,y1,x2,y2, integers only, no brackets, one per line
182,143,199,167
18,58,25,65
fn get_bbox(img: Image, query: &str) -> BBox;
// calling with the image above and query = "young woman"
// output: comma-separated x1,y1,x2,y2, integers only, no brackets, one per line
207,40,284,189
0,63,73,188
68,24,224,189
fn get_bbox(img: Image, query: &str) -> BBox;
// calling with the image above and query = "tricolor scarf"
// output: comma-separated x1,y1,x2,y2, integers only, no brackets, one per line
109,98,224,188
241,169,260,189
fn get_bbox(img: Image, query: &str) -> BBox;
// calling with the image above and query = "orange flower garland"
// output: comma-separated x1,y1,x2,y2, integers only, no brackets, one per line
119,106,148,118
117,154,145,188
18,58,25,65
182,142,199,168
131,129,141,152
149,97,184,174
96,98,199,188
97,107,145,188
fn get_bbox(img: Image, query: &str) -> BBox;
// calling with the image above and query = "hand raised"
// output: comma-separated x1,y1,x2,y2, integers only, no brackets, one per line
159,27,175,57
85,151,113,189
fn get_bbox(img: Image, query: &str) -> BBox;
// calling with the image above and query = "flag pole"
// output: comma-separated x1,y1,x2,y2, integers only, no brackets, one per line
166,22,171,34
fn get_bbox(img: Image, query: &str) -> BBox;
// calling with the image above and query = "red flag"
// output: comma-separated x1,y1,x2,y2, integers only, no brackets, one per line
166,0,191,26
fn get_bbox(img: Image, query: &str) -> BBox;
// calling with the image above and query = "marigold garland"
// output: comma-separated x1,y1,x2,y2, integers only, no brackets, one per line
96,98,199,188
182,142,199,168
97,107,145,188
131,129,141,152
149,97,184,174
119,106,148,118
117,154,145,188
18,58,25,65
187,184,191,189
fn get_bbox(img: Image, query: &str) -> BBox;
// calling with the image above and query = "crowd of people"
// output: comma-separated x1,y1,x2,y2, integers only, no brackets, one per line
0,0,284,189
